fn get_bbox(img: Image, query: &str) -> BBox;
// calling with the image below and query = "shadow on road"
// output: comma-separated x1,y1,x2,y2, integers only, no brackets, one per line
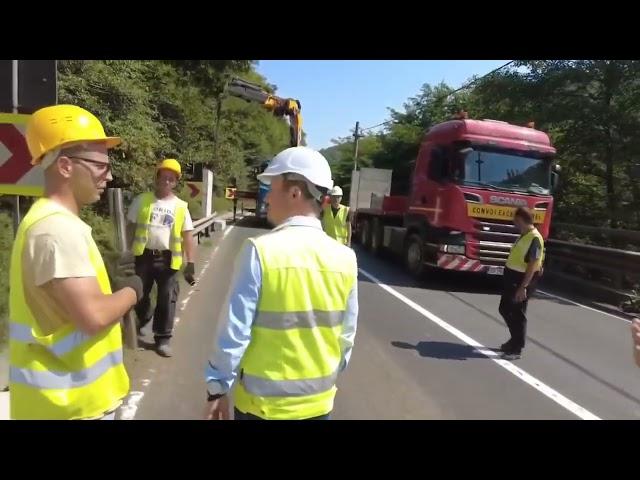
136,338,158,352
391,340,494,361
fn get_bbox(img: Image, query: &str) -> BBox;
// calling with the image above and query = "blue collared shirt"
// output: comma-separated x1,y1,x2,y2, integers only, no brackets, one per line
205,215,359,395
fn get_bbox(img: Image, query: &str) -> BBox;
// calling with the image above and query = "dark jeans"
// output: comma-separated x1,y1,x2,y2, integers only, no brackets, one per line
234,408,331,420
498,268,539,352
134,249,180,341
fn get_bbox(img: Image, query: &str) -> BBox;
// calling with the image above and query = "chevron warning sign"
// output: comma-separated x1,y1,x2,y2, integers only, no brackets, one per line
0,113,44,196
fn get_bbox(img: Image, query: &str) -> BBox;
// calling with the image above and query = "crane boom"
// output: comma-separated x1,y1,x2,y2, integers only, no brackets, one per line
227,77,303,147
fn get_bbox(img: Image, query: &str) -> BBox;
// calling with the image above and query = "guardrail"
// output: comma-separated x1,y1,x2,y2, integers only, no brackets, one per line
551,222,640,250
545,228,640,308
191,212,220,241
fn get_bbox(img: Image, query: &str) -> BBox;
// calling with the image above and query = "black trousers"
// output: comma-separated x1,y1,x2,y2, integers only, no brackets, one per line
233,408,331,420
134,249,180,341
498,268,539,352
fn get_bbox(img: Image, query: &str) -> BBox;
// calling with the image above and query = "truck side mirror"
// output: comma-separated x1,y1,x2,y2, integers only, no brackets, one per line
551,172,560,191
631,164,640,178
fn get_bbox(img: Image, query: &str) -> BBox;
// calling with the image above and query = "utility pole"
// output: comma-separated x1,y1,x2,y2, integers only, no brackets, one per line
353,121,363,171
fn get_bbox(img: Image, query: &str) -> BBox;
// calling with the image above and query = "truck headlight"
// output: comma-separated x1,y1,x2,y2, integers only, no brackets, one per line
443,245,465,255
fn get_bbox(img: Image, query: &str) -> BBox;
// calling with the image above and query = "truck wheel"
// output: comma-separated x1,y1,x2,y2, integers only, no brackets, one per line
405,233,426,278
359,219,372,248
369,218,384,256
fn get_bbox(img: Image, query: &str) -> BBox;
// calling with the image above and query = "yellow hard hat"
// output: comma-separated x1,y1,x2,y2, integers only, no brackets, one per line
157,158,181,178
26,104,121,165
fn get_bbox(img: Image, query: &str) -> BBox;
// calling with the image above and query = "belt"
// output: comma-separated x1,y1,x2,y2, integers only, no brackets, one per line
144,248,170,257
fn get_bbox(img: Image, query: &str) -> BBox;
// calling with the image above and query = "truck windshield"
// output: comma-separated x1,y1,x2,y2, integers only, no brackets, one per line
457,148,551,194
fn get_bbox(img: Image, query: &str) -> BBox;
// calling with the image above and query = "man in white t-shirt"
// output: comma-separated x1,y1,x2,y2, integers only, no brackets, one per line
127,159,195,357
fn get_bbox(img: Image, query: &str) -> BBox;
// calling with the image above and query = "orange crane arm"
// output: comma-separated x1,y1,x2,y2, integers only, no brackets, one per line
227,77,303,147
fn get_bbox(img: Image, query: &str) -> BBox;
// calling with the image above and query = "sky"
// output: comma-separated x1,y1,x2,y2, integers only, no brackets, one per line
256,60,510,150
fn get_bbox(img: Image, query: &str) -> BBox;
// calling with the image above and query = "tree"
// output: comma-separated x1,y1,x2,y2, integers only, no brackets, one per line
472,60,640,228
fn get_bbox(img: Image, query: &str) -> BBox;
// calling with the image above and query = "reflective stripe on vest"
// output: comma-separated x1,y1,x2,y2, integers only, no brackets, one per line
234,225,357,420
254,310,343,330
505,228,545,273
131,192,187,270
322,205,349,244
9,322,92,357
10,350,124,390
242,370,339,397
9,198,129,420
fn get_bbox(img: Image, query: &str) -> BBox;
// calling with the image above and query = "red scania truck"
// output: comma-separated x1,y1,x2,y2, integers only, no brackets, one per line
351,115,559,277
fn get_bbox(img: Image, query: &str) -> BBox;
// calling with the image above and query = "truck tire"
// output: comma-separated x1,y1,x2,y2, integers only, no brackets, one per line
359,218,372,249
405,233,427,278
369,218,384,256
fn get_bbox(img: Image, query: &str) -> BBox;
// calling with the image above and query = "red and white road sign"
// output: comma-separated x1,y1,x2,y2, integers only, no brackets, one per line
180,181,203,202
187,182,201,199
0,113,43,196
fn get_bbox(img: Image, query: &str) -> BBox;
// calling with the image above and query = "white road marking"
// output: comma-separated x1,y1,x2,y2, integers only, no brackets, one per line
537,289,634,324
359,267,601,420
119,391,145,420
119,224,236,420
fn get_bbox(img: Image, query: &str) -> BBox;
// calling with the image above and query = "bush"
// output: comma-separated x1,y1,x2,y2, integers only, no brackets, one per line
0,212,13,348
213,196,233,213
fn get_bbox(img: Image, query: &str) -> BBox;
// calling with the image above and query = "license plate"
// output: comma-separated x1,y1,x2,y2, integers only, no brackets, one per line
488,266,504,275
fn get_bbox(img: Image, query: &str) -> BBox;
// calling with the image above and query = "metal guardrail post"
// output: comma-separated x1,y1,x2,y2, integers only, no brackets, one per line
11,195,21,238
108,188,138,350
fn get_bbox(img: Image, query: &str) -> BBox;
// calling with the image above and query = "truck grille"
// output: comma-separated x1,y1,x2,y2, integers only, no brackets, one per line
469,219,519,266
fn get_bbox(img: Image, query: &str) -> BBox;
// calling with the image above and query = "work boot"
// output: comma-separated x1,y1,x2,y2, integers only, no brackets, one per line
502,349,521,361
136,316,152,339
155,338,173,358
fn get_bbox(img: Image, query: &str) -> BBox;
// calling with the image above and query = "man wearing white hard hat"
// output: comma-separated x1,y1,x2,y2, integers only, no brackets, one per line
322,185,352,246
204,146,359,420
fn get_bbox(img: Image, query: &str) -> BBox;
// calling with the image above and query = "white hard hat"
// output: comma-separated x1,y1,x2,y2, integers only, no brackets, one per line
258,146,334,191
330,186,343,197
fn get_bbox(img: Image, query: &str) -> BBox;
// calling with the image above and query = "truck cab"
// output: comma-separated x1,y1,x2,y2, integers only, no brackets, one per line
353,117,559,277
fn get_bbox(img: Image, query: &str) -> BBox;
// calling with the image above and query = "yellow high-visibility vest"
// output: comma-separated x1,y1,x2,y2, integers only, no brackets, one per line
233,224,357,419
322,204,350,245
505,227,545,273
131,192,187,270
9,198,129,420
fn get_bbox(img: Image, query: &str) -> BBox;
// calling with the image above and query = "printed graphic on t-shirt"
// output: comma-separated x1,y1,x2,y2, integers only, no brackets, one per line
150,205,175,227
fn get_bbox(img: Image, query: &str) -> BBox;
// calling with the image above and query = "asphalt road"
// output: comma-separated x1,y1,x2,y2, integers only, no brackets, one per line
122,218,640,420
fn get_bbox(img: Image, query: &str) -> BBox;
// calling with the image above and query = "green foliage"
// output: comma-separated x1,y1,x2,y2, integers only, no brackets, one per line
213,196,233,213
0,213,11,347
57,60,291,193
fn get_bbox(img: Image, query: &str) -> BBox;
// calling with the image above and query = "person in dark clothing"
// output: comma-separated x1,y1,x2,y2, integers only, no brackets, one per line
498,207,545,360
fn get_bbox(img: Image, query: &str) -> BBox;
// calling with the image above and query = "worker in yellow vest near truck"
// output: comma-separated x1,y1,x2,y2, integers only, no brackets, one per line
204,146,359,420
127,159,196,358
9,105,142,420
322,185,352,246
497,207,545,361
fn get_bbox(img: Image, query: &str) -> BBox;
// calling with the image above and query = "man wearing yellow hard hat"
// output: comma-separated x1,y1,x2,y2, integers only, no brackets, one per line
127,158,195,357
8,105,142,420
